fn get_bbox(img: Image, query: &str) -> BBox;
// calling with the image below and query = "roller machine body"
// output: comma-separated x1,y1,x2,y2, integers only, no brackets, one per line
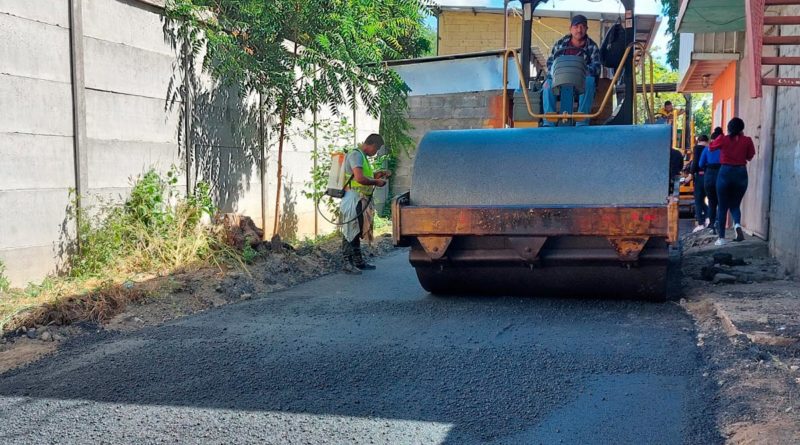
392,126,679,300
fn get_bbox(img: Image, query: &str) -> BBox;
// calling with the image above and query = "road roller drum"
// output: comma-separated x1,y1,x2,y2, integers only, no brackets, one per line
392,125,677,301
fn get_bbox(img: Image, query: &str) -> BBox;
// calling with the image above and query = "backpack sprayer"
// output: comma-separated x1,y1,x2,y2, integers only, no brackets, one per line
319,150,377,226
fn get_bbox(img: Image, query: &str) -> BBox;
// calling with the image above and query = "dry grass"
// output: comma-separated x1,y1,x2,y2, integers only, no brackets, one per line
0,170,242,334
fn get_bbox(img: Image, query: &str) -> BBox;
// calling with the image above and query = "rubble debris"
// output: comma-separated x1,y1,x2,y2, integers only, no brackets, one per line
217,213,264,249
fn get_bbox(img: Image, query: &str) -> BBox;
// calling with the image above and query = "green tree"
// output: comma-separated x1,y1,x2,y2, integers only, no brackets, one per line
420,25,437,57
636,56,684,124
660,0,680,70
635,56,711,142
165,0,431,235
693,96,712,137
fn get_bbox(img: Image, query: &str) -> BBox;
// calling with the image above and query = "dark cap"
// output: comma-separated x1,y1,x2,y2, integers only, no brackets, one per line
571,14,588,26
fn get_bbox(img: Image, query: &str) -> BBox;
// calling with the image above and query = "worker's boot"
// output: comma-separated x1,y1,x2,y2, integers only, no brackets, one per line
341,237,362,275
351,238,376,270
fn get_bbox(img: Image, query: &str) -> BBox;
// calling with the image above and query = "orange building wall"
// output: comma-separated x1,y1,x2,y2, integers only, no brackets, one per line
712,62,737,129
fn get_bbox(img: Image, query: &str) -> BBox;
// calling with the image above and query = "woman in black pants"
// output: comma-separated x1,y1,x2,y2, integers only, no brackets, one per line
689,135,709,232
700,128,723,234
709,118,755,246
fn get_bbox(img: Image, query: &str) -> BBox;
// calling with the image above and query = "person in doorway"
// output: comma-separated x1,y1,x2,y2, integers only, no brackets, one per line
541,14,600,127
340,134,389,274
700,127,723,234
689,135,709,232
709,118,755,245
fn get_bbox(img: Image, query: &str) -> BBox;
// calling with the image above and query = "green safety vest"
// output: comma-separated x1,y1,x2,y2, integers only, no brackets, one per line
348,149,374,196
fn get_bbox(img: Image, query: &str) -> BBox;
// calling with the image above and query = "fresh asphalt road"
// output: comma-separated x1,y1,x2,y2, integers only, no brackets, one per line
0,251,720,444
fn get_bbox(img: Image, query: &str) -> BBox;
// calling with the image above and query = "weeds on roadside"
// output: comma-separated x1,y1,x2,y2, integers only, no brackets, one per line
0,169,241,333
0,261,9,294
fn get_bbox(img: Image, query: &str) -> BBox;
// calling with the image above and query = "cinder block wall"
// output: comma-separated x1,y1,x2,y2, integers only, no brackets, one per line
769,6,800,275
437,11,602,56
0,0,377,286
393,91,506,197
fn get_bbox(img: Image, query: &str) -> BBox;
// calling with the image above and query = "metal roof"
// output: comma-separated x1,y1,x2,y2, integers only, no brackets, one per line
675,0,746,33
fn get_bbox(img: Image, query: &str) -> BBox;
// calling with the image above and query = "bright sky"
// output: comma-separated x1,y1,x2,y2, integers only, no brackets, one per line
431,0,671,63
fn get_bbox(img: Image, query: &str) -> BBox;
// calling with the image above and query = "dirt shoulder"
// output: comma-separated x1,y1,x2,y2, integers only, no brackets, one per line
681,230,800,444
0,233,397,373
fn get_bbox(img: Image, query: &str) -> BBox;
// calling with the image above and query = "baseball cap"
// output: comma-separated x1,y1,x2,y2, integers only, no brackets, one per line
571,14,588,26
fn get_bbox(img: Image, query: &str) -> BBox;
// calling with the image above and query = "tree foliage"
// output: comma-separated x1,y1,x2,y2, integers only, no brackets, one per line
166,0,431,127
693,97,712,137
636,56,711,137
660,0,680,70
164,0,432,234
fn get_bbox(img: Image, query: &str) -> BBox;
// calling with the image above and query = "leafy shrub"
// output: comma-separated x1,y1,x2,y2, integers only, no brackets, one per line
0,261,10,293
70,169,219,278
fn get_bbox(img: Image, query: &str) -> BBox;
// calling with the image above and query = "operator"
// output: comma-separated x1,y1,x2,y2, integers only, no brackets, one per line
340,133,389,274
542,14,601,127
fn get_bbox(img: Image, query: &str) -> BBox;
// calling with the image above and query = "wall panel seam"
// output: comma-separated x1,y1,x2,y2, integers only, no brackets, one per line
0,11,69,29
0,72,72,86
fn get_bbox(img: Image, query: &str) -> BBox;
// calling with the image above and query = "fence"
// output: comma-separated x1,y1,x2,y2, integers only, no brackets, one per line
0,0,378,286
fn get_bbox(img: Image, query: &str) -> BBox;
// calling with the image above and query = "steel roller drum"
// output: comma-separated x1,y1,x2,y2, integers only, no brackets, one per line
410,125,671,207
406,125,673,301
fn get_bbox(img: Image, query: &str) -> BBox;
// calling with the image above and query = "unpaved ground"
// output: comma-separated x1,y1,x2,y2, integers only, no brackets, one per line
680,229,800,444
0,234,396,372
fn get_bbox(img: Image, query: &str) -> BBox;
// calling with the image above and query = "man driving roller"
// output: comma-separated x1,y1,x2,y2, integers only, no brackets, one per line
542,14,601,127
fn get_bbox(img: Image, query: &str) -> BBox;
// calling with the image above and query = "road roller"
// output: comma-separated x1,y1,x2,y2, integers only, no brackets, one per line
391,0,679,300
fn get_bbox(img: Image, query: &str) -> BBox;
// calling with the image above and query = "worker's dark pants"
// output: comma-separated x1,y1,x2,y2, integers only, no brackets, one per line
693,172,707,225
342,201,366,266
704,166,720,230
716,165,748,239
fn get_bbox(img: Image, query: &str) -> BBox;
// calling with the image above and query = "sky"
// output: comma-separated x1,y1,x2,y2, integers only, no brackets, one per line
430,0,671,63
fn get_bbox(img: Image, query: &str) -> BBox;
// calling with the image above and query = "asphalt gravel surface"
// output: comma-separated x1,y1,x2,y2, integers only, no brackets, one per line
0,251,721,444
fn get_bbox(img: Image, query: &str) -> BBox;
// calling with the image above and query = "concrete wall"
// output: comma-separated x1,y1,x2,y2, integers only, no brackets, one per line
393,91,506,196
737,26,778,239
0,1,75,285
438,11,602,56
769,6,800,274
0,0,378,287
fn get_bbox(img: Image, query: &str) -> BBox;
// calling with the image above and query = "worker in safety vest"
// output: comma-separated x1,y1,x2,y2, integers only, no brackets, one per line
655,100,684,124
340,134,389,274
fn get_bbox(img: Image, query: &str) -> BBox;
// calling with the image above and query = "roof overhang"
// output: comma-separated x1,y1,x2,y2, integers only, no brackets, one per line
676,0,746,33
678,53,739,92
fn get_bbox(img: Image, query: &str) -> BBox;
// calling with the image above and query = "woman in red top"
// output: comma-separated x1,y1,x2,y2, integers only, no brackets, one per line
709,117,756,245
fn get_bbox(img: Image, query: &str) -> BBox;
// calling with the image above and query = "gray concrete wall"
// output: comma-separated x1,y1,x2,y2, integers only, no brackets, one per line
0,1,75,285
0,0,378,287
737,31,778,239
393,91,504,197
769,6,800,275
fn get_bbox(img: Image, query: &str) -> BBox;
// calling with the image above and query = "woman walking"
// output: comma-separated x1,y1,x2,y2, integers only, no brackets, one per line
690,134,709,232
709,118,755,246
699,127,723,234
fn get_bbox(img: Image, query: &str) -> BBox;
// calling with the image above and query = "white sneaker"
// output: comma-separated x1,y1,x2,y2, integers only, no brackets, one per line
714,238,729,246
692,225,705,233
